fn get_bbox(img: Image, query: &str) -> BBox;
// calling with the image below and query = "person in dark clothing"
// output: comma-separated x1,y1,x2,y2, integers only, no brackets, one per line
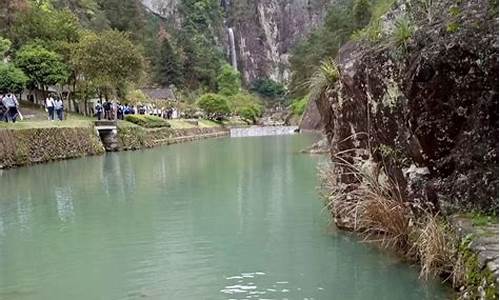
95,102,103,120
0,95,7,122
117,103,124,120
103,100,111,120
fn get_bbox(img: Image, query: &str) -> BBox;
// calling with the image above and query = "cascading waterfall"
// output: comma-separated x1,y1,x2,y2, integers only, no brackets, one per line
227,27,238,70
221,0,238,70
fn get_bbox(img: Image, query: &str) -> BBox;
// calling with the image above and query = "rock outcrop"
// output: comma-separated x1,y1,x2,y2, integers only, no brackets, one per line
315,0,498,212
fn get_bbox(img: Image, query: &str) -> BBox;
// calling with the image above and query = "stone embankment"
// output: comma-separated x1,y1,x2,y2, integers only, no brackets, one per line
0,123,229,169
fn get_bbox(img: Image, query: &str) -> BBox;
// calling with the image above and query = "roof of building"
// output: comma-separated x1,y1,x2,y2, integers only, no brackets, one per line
141,87,176,100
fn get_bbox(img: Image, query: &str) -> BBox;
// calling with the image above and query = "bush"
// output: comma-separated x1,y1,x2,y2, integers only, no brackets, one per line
250,78,286,99
291,96,308,116
197,93,231,120
392,17,414,47
217,64,241,96
228,93,263,123
124,115,171,128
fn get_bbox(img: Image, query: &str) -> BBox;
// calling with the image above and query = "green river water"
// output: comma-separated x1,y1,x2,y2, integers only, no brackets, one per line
0,135,450,300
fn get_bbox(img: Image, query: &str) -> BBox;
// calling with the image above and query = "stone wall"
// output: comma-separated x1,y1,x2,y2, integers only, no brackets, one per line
0,127,105,169
117,126,229,151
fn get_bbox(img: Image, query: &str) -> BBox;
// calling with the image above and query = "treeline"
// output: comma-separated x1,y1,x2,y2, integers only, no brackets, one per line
0,1,236,108
288,0,392,99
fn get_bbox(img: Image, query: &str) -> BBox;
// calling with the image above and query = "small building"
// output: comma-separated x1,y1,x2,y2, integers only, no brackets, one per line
141,87,176,101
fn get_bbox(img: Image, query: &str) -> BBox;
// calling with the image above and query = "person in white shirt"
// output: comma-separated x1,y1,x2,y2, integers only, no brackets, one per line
54,98,64,121
45,96,55,120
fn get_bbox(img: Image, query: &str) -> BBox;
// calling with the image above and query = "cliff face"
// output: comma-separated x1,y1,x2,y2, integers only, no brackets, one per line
315,0,498,212
229,0,333,83
142,0,334,83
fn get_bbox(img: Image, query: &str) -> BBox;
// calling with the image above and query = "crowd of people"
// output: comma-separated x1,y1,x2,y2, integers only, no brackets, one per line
94,100,179,121
0,94,181,124
0,93,20,123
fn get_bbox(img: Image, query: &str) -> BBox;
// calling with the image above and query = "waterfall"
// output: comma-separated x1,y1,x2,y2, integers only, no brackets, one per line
227,27,238,70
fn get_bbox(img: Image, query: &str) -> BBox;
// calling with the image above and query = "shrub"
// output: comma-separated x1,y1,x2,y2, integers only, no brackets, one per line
228,93,263,123
392,17,414,48
197,93,231,120
308,58,340,104
217,64,241,96
291,96,308,116
250,78,286,99
124,115,171,128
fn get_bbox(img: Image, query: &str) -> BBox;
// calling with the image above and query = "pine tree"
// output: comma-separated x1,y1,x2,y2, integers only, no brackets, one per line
155,37,183,87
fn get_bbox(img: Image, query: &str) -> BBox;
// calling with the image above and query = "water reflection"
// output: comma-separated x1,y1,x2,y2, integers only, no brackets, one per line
0,136,450,300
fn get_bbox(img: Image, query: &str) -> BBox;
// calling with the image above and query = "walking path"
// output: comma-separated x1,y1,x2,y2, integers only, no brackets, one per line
451,216,499,280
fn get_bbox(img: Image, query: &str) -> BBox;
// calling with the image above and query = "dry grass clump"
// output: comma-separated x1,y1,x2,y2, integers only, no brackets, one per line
415,215,456,280
319,154,461,282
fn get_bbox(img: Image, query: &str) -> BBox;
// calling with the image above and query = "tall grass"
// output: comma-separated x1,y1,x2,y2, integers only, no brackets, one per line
319,153,461,281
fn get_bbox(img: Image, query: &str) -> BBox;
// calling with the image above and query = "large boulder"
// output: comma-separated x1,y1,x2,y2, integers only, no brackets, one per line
316,0,498,212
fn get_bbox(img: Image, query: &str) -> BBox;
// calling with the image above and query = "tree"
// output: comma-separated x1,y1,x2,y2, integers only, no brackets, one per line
15,44,69,91
0,36,11,58
0,63,28,93
71,30,144,100
197,93,230,120
250,78,286,100
155,37,183,87
217,64,241,96
12,4,81,47
177,0,224,90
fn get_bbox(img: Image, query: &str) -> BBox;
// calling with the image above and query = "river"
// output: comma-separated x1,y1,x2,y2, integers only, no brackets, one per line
0,134,450,299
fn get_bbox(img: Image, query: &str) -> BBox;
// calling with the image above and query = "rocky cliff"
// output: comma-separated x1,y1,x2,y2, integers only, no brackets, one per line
315,0,498,213
142,0,334,83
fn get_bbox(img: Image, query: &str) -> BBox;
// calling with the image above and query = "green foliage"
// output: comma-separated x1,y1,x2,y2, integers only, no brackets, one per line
154,37,183,87
370,0,396,21
125,89,150,105
0,63,28,93
177,0,224,90
71,30,144,98
0,36,12,58
250,78,286,99
217,64,241,96
392,17,414,48
124,115,171,128
353,0,372,29
351,20,383,42
309,59,339,103
197,93,231,120
289,1,355,97
12,4,81,47
97,0,145,41
291,96,308,116
446,22,460,33
15,43,69,89
228,93,263,123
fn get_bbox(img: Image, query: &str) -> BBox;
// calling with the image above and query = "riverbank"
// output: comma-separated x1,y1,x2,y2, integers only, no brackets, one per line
0,119,228,169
